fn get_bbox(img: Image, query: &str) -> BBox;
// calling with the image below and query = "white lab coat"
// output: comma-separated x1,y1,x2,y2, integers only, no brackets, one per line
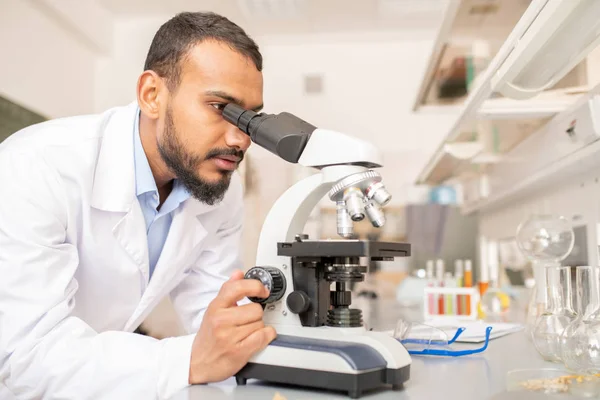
0,102,245,399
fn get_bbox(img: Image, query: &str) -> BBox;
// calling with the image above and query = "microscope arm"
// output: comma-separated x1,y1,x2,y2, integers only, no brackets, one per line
254,165,367,269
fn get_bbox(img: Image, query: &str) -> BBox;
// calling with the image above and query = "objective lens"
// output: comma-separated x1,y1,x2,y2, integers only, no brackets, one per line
365,201,385,228
336,201,354,238
343,187,365,221
366,182,392,206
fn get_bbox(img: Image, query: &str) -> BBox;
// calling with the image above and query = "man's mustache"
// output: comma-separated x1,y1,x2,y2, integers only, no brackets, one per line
205,148,245,163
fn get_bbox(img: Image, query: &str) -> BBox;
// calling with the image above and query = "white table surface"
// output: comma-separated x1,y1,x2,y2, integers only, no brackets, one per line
168,294,577,400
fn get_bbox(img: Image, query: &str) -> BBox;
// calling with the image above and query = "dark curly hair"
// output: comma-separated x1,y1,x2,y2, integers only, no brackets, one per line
143,12,262,90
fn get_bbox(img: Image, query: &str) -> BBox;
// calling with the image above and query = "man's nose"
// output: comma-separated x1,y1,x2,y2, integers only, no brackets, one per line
225,125,252,151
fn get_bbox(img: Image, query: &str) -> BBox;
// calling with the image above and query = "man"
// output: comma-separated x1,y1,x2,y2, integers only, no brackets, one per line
0,12,276,399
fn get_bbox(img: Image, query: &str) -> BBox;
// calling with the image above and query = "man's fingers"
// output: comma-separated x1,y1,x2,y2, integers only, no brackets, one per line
233,320,265,343
228,303,264,326
214,279,270,308
228,270,245,282
239,326,277,357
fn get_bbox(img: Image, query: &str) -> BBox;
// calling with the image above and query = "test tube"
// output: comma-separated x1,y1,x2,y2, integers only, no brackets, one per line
436,259,445,315
486,240,499,291
479,240,491,297
455,260,464,315
426,260,436,315
444,272,455,315
465,260,473,316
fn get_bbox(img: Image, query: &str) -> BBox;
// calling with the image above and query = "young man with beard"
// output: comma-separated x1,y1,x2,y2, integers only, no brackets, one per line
0,11,276,400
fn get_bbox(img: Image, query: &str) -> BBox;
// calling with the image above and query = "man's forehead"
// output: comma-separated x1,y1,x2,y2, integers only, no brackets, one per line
181,40,263,105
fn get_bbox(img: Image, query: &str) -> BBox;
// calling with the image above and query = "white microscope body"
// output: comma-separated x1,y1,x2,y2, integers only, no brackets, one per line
222,105,411,398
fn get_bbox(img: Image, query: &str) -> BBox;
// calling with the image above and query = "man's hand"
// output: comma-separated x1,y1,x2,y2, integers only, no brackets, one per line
188,270,277,384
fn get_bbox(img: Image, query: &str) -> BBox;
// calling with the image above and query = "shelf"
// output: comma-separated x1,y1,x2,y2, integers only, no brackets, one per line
417,88,579,119
461,83,600,214
417,104,571,185
415,0,600,187
463,134,600,215
413,0,533,110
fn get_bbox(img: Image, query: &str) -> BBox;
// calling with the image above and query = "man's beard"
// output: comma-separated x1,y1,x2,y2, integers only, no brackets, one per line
157,106,243,205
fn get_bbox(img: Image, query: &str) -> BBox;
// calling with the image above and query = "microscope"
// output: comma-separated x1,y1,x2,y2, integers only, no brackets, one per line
222,104,411,398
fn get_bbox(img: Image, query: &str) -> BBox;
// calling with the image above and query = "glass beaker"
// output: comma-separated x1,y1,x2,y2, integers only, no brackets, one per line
531,265,577,362
561,266,600,374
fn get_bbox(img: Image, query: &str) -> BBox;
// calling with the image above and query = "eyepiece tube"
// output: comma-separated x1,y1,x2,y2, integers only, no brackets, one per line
222,103,259,135
222,103,316,164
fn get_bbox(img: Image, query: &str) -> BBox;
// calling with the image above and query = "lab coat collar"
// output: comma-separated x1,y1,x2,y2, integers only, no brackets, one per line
91,102,138,213
91,101,217,217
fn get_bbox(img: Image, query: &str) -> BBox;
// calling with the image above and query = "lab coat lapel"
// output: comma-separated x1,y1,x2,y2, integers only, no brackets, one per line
90,102,151,284
123,199,216,332
90,101,220,331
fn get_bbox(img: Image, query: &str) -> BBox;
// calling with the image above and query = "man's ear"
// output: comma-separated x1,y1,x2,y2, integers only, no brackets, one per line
136,70,165,119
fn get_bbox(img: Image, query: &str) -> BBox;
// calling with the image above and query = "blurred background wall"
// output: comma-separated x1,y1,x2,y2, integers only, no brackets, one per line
0,0,487,337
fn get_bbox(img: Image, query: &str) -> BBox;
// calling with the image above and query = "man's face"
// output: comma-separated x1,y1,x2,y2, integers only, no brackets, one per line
157,40,263,205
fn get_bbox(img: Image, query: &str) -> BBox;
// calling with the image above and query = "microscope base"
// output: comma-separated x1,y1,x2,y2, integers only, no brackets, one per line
234,331,411,398
235,363,409,399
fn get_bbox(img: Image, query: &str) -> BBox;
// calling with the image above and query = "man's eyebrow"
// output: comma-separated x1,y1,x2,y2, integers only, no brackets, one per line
205,90,263,112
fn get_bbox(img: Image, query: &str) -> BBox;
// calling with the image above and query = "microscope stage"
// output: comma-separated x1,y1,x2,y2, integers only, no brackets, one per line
277,239,410,259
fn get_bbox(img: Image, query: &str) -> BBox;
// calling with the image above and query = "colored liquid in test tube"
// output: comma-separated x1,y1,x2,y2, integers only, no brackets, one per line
479,237,490,297
464,260,473,315
436,259,445,315
455,260,464,315
444,272,455,315
480,240,496,297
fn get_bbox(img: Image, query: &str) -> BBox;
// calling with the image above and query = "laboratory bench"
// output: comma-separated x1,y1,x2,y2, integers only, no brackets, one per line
169,295,570,400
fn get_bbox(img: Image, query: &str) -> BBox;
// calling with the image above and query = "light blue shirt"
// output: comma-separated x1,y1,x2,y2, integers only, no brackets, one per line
133,109,191,279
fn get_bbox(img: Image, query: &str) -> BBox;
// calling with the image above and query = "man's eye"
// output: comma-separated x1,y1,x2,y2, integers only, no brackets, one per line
211,103,226,112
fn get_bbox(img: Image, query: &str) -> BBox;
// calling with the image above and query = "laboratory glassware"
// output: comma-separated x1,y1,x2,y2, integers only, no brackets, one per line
515,214,575,339
531,265,577,362
481,241,510,321
561,265,600,374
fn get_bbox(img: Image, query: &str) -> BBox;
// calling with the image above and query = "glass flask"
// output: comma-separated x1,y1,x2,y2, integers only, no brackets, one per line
515,214,575,262
561,266,600,374
524,262,548,339
531,266,577,362
515,214,575,339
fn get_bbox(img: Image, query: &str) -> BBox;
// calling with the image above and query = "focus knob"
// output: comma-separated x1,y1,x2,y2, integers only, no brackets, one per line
244,267,286,304
287,290,310,314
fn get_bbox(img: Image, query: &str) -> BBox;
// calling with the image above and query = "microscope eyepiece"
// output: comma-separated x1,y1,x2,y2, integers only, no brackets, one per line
222,103,316,164
222,103,259,135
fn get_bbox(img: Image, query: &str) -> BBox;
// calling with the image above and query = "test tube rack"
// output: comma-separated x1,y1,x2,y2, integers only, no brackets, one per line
423,286,480,321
